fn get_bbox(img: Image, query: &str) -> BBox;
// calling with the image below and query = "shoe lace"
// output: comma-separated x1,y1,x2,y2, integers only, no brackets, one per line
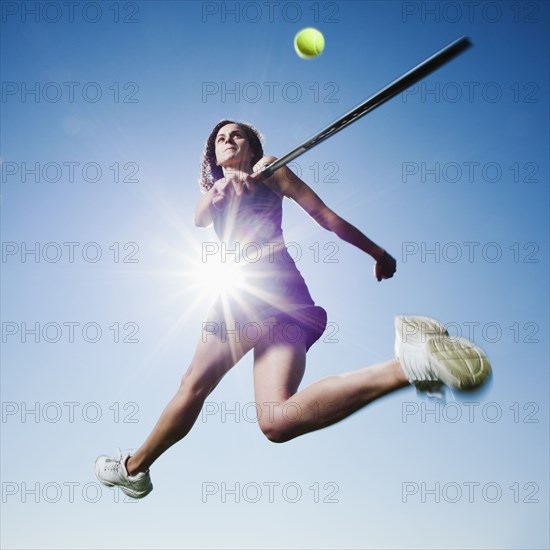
103,448,124,471
105,448,136,471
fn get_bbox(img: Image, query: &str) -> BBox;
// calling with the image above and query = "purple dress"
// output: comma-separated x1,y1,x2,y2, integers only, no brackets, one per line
206,182,327,351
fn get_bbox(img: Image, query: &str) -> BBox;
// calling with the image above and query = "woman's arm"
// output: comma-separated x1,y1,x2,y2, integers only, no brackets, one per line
278,167,385,257
250,157,396,281
195,172,251,227
194,179,236,227
194,186,218,227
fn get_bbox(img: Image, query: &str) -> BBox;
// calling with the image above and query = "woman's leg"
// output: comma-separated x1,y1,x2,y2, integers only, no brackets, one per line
252,323,409,443
126,327,259,475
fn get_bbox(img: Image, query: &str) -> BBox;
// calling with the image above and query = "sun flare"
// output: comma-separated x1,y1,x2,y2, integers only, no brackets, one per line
194,255,247,296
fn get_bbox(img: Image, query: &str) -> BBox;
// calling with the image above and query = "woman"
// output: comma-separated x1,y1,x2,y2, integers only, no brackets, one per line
95,120,491,499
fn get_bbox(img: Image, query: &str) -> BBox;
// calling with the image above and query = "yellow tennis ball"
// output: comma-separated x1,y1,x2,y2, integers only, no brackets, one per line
294,27,325,59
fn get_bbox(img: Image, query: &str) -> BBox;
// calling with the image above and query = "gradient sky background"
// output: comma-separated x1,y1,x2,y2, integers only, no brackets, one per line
1,1,549,549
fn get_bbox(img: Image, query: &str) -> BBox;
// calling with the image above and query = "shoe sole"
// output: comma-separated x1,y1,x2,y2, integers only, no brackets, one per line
426,336,491,390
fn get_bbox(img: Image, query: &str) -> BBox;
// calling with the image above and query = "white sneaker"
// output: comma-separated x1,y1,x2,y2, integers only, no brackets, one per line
94,450,152,499
395,315,491,392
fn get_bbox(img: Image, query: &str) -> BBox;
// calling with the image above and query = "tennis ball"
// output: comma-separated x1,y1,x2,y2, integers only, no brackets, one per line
294,27,325,59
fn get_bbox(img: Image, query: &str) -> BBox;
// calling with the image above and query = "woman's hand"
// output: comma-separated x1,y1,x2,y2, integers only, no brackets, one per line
252,155,277,173
247,156,278,187
211,172,250,210
210,156,276,212
374,250,397,282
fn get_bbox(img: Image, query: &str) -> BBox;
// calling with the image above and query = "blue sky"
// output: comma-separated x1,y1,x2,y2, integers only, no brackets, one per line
1,1,548,548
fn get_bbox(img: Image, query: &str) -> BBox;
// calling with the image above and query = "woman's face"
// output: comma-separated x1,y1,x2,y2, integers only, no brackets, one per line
214,123,253,170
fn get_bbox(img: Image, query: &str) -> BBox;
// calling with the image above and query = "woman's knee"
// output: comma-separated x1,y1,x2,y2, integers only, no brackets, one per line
257,407,297,444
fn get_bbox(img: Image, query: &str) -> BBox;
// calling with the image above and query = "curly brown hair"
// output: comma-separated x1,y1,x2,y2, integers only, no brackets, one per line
198,120,264,192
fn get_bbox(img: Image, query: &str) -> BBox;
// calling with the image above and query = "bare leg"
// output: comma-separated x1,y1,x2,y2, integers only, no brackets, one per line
284,359,408,438
127,330,257,475
253,329,409,443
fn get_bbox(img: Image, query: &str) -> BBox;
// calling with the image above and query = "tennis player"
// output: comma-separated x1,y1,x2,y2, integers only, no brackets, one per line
95,120,491,498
